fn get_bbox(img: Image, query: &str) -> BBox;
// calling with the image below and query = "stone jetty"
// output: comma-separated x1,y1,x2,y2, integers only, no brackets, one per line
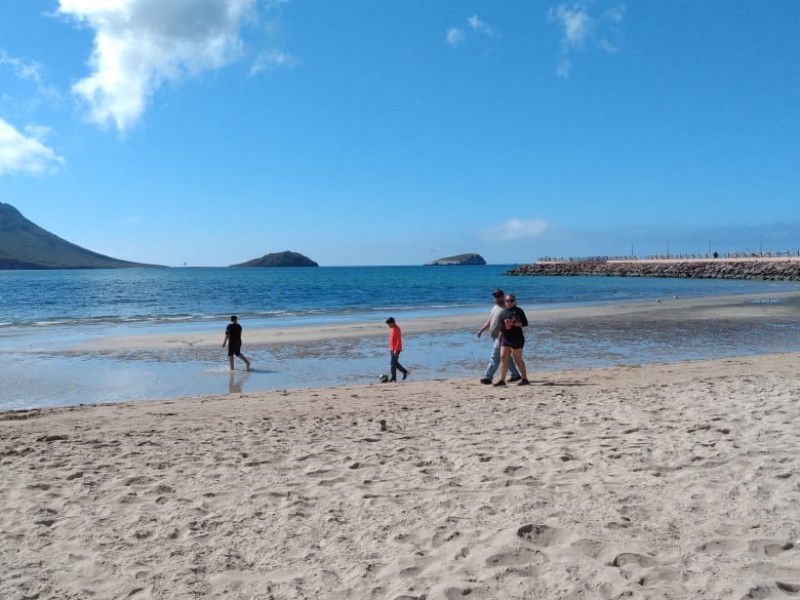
508,258,800,281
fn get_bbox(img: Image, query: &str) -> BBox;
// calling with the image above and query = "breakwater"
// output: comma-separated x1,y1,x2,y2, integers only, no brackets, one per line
508,259,800,281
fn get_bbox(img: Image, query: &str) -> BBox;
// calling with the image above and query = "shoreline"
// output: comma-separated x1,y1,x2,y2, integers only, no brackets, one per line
3,353,799,598
53,290,800,352
2,289,800,412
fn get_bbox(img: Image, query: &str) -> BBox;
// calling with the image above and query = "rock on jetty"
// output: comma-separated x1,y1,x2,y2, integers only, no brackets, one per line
508,259,800,281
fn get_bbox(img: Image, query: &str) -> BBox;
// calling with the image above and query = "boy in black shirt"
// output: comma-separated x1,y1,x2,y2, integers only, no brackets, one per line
222,315,251,371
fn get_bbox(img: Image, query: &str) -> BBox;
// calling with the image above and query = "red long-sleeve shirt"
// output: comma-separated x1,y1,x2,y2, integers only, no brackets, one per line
389,325,403,353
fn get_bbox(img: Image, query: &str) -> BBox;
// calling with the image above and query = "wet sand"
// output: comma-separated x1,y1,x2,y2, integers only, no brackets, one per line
2,291,800,411
61,290,800,351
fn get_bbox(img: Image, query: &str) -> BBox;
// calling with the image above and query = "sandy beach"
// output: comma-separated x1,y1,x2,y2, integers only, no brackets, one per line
3,350,800,599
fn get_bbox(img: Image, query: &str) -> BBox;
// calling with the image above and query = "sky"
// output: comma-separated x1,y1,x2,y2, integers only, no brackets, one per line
1,1,799,267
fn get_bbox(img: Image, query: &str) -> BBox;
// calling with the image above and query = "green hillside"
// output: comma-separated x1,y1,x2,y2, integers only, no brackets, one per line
0,202,161,269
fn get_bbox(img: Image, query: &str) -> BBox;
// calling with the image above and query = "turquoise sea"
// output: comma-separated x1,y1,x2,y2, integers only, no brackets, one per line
1,265,799,410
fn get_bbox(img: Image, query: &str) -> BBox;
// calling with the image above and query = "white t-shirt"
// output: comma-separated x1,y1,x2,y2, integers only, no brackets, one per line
488,304,505,339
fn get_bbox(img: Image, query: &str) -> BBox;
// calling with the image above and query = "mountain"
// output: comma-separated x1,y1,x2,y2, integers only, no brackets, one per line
0,202,160,269
231,251,319,267
425,253,487,266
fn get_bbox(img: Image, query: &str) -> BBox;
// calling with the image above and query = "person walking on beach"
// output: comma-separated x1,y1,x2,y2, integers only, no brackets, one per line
477,288,521,384
385,317,410,382
494,294,529,386
222,315,251,371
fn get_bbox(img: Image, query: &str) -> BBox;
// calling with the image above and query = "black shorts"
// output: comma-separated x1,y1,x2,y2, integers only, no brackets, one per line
228,341,242,356
500,338,525,350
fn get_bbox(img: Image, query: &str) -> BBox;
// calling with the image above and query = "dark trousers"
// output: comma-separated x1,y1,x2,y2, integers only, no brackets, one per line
390,352,408,380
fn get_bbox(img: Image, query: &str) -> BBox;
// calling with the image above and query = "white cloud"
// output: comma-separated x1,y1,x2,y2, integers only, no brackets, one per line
467,15,498,38
548,2,625,78
549,3,590,78
0,50,62,105
551,4,591,46
57,0,259,132
0,51,44,84
250,49,300,75
447,15,499,47
603,4,626,23
485,219,549,242
598,38,619,54
0,118,65,176
446,27,465,47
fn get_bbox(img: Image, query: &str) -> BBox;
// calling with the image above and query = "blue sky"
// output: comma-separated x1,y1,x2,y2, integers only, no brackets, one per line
1,1,799,267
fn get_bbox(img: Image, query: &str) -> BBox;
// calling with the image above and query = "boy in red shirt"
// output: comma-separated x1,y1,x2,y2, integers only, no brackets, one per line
385,317,410,382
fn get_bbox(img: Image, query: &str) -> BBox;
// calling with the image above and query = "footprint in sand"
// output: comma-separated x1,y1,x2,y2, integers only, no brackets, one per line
485,546,545,568
610,552,657,569
748,540,795,557
696,538,795,556
741,584,772,599
695,539,749,553
516,524,568,547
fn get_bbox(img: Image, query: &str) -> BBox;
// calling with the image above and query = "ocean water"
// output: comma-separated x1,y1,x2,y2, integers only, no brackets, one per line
3,265,797,330
1,265,799,410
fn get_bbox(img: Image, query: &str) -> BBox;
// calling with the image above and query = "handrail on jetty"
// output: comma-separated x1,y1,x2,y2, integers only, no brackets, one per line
537,250,800,264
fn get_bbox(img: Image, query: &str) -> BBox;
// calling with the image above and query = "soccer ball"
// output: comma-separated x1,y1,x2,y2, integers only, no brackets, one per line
379,374,390,383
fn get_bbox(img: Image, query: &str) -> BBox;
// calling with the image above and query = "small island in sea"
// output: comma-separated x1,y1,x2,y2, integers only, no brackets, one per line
425,253,486,266
231,250,318,267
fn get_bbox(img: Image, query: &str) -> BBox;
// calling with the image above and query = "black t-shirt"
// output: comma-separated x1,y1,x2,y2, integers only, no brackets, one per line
499,306,528,346
226,322,242,343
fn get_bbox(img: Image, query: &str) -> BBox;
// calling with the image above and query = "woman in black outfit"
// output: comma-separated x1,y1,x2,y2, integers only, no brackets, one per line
494,294,529,386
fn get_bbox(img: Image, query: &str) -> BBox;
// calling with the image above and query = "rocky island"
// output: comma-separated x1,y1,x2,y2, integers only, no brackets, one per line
231,251,318,268
426,253,486,266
